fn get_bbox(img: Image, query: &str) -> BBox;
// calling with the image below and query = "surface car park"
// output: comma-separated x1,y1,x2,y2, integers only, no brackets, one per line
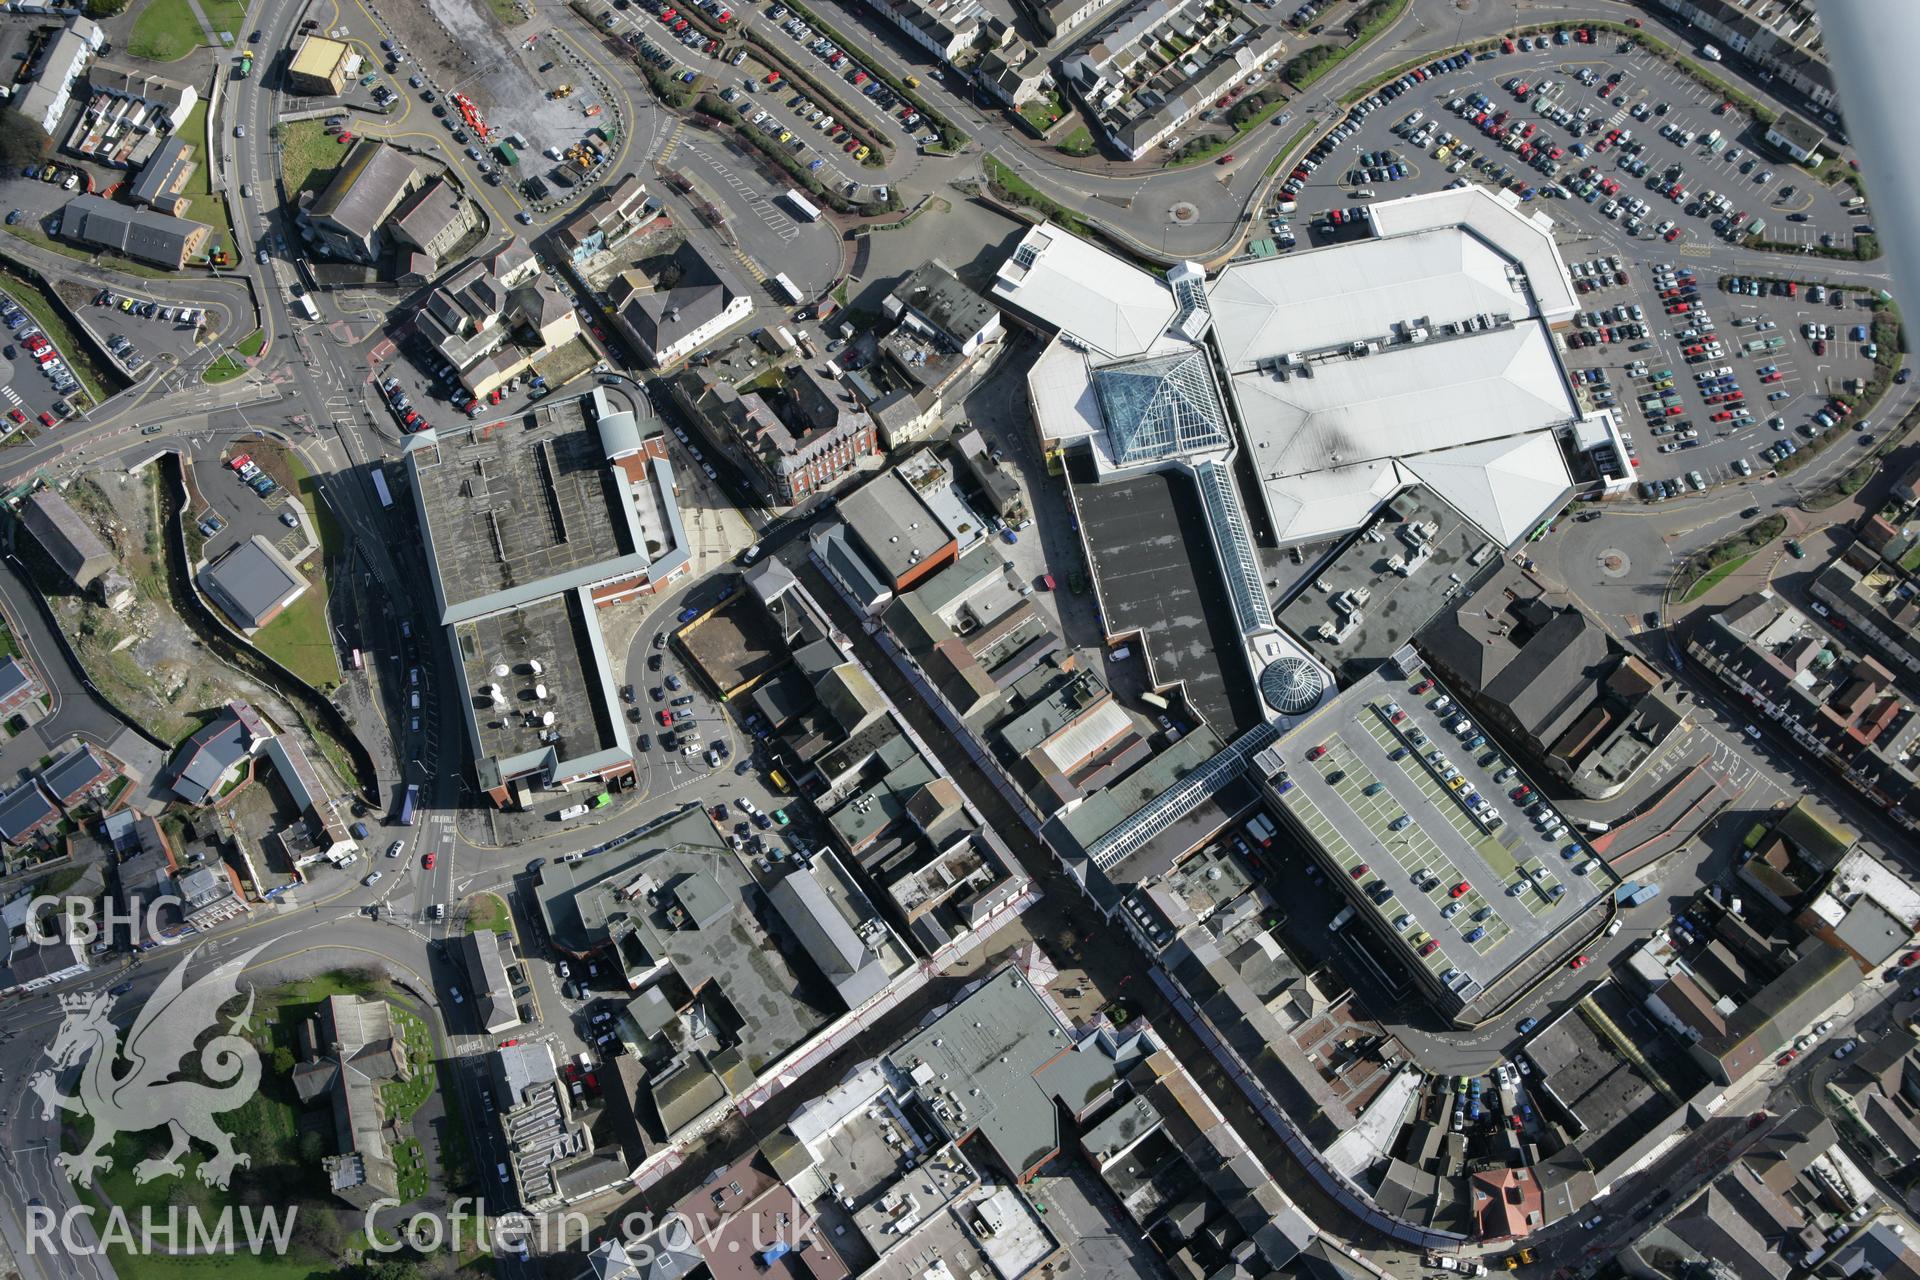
1282,34,1882,495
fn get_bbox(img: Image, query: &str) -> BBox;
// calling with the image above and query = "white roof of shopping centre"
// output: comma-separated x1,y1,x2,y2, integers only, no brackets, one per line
1229,319,1573,473
993,222,1176,358
1367,186,1578,322
1208,228,1532,372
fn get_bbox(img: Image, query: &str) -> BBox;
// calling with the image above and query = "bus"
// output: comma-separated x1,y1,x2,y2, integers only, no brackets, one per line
781,188,821,222
349,648,363,671
397,784,419,826
771,272,803,305
291,294,320,321
370,468,394,508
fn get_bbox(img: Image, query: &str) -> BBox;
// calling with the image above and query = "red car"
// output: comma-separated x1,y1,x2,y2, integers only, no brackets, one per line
488,387,504,404
1217,153,1235,165
5,409,24,425
1900,950,1920,968
403,409,422,429
1570,955,1590,970
1419,940,1441,957
657,710,673,726
1306,744,1327,761
422,852,436,869
1501,38,1513,52
1813,339,1827,356
1451,881,1471,898
1510,786,1532,802
1665,227,1683,242
1350,863,1369,879
1411,679,1434,694
500,1038,520,1048
1777,1051,1796,1065
338,131,354,144
1761,372,1783,384
36,411,54,428
1390,709,1407,723
712,805,729,821
1711,410,1734,422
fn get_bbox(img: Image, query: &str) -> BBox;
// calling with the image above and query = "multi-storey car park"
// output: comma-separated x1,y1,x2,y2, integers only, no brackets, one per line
404,386,690,807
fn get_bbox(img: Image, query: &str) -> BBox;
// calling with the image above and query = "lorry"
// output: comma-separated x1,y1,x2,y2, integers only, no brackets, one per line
1628,883,1661,906
1425,1254,1488,1277
495,142,519,166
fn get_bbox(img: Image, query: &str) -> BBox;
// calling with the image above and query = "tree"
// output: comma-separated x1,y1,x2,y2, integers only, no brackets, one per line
354,1261,424,1280
0,114,50,174
270,1045,296,1075
85,0,132,15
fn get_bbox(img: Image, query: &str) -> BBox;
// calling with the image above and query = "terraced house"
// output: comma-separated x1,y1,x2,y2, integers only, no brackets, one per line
1057,0,1285,158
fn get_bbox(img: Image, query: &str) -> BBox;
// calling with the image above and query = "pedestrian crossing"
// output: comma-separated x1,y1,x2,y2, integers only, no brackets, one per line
0,386,21,409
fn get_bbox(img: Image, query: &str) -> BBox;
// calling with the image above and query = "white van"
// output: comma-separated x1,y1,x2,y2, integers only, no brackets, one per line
1108,646,1132,662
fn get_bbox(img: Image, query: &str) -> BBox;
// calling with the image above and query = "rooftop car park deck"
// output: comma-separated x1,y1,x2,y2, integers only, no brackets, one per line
1270,661,1618,994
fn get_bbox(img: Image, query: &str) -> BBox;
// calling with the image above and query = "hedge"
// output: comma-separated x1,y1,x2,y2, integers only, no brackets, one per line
984,154,1088,236
729,26,888,164
1674,515,1787,598
1282,0,1406,90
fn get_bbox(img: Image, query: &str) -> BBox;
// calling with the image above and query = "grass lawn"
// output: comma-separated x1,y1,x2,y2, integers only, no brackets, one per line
0,258,113,403
128,0,205,61
1682,552,1755,602
3,225,178,280
1017,91,1067,133
1058,126,1095,156
200,0,246,41
465,891,511,934
278,121,346,203
61,978,395,1279
284,454,345,558
484,0,527,24
380,1007,436,1121
250,579,336,688
202,353,245,383
394,1139,429,1204
1898,543,1920,574
237,328,265,356
172,102,235,252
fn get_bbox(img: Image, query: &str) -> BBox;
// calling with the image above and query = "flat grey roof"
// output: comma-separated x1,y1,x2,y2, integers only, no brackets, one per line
454,590,622,778
888,966,1115,1178
1275,487,1504,685
838,470,951,585
201,535,307,629
407,395,646,622
1072,462,1261,734
532,808,836,1071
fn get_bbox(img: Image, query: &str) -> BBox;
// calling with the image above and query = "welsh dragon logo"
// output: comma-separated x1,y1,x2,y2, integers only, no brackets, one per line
30,945,264,1189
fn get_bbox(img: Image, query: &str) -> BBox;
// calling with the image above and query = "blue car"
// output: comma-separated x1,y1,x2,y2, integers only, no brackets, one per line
1464,927,1486,944
1517,1017,1537,1034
